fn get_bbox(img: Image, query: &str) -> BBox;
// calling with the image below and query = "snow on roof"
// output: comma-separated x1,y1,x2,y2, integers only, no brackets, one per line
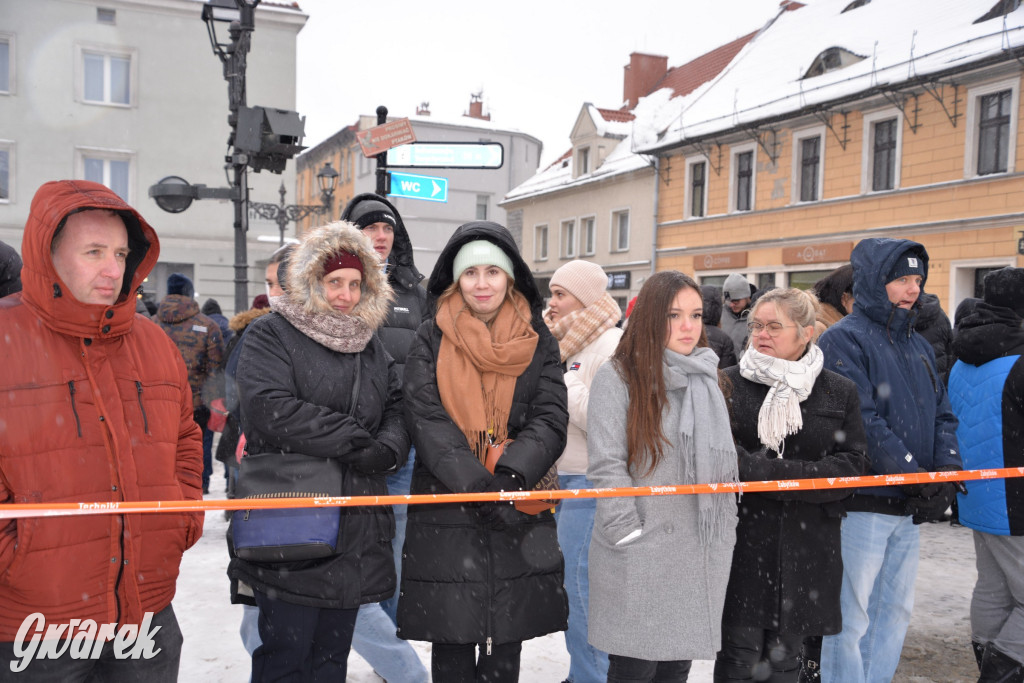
636,0,1024,152
404,111,539,141
590,105,634,138
502,92,677,203
502,31,755,204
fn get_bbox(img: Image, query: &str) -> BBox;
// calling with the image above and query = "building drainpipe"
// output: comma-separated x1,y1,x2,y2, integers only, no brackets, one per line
651,156,660,275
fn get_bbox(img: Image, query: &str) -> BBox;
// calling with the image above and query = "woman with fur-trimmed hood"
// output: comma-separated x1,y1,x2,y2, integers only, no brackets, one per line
228,222,410,682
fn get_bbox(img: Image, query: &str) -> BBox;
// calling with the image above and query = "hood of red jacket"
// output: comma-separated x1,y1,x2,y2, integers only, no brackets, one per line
20,180,160,339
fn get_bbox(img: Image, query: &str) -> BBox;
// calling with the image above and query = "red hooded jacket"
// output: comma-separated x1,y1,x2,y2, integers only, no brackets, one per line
0,180,203,640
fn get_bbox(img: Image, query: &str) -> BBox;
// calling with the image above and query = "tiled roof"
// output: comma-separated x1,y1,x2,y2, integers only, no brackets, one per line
595,108,636,123
653,30,757,99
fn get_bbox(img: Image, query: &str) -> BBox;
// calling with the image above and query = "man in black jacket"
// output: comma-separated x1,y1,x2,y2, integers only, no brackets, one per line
700,285,738,369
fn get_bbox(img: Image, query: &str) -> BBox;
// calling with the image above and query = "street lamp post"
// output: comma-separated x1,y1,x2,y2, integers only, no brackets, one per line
149,0,307,313
250,162,339,245
202,0,258,314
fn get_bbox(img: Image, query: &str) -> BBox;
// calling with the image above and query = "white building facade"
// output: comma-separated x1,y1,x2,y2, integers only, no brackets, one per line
0,0,307,313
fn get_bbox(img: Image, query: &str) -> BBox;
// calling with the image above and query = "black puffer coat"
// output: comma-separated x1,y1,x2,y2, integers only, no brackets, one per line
341,194,427,381
397,221,569,646
915,292,953,384
228,222,409,609
722,366,869,635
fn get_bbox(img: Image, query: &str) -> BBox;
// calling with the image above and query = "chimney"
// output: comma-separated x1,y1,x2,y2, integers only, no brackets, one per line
416,102,431,116
779,0,806,10
623,52,669,110
465,93,491,121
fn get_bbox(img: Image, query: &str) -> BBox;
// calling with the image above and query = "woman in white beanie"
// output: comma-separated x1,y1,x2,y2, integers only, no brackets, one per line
398,221,568,682
543,259,622,683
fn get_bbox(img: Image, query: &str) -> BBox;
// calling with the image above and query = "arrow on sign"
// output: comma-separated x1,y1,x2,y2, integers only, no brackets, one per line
389,171,449,203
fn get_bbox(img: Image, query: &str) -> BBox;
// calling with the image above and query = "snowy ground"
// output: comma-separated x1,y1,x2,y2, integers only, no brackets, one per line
175,459,981,682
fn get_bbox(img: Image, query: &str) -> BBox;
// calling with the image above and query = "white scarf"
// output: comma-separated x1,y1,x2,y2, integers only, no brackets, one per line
738,344,824,456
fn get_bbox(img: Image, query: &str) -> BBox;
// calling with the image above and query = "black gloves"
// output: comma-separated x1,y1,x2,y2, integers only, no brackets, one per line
904,465,962,525
478,468,525,530
485,468,525,493
348,440,397,475
193,405,211,431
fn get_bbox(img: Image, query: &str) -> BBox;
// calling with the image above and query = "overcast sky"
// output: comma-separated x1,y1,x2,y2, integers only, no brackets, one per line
294,0,789,168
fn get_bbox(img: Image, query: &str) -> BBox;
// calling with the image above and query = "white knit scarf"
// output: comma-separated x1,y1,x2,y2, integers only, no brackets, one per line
738,344,824,456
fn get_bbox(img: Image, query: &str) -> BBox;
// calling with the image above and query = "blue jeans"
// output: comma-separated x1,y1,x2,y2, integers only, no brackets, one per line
380,446,415,623
820,512,920,683
351,603,428,682
240,604,261,657
556,473,609,683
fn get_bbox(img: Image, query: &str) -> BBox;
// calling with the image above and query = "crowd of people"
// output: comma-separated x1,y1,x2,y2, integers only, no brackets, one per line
0,179,1020,683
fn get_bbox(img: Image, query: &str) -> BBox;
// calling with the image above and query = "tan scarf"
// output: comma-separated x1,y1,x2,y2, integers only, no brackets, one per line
436,290,539,463
545,292,622,362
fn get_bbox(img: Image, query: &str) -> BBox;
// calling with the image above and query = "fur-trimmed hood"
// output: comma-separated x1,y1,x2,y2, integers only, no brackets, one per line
285,221,393,331
229,306,272,333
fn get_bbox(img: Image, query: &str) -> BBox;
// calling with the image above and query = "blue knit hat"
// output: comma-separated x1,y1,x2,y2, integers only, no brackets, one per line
167,273,194,298
885,249,926,284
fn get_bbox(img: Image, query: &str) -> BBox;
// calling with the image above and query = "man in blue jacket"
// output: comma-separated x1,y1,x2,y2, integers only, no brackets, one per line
948,266,1024,681
817,238,961,682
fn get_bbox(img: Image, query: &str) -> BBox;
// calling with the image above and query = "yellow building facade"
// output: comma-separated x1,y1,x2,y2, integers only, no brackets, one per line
654,64,1024,314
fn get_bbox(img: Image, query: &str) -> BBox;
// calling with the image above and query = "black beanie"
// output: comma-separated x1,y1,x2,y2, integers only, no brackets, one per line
983,267,1024,318
886,249,926,284
349,199,398,231
167,273,194,298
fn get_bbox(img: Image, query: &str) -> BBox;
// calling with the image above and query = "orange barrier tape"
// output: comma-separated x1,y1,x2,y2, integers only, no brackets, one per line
1,467,1021,520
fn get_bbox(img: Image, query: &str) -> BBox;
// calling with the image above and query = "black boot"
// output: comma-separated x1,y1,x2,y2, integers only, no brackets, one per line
974,641,988,672
979,645,1024,683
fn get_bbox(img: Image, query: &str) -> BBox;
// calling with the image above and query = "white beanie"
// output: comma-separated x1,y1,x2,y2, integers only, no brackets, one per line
452,240,515,282
550,260,608,307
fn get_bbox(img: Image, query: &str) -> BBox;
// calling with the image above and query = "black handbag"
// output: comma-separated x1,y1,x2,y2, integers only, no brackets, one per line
231,451,344,562
231,359,361,562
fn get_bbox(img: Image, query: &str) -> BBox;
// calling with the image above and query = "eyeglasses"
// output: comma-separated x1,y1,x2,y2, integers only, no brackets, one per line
746,321,796,337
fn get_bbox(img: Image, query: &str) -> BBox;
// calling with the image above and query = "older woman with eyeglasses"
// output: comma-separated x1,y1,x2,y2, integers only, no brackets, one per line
713,288,869,683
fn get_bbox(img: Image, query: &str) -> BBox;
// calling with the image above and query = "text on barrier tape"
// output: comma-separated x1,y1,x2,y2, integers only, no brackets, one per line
1,467,1021,520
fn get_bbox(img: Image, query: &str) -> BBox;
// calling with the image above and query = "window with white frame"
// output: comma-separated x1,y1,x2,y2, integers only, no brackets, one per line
581,216,596,256
78,45,135,106
78,148,133,202
560,219,577,259
792,127,825,203
476,194,488,221
534,224,548,261
730,143,756,212
862,109,902,192
0,33,13,95
611,209,630,251
0,141,12,202
966,79,1019,177
685,156,708,218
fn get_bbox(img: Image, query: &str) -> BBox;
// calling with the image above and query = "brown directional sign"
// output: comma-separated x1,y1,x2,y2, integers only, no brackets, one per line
356,118,417,158
782,241,853,265
694,251,748,271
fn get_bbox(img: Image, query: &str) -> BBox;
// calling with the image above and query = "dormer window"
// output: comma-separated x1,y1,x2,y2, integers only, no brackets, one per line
974,0,1021,23
803,47,865,79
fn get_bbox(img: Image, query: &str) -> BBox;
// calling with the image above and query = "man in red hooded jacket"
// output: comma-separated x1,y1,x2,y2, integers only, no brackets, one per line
0,180,203,680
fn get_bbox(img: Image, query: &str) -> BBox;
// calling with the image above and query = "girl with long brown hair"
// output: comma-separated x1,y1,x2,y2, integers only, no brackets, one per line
587,270,739,683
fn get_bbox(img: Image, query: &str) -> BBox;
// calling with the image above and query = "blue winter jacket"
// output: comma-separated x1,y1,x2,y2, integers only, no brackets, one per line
948,302,1024,536
818,238,960,509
